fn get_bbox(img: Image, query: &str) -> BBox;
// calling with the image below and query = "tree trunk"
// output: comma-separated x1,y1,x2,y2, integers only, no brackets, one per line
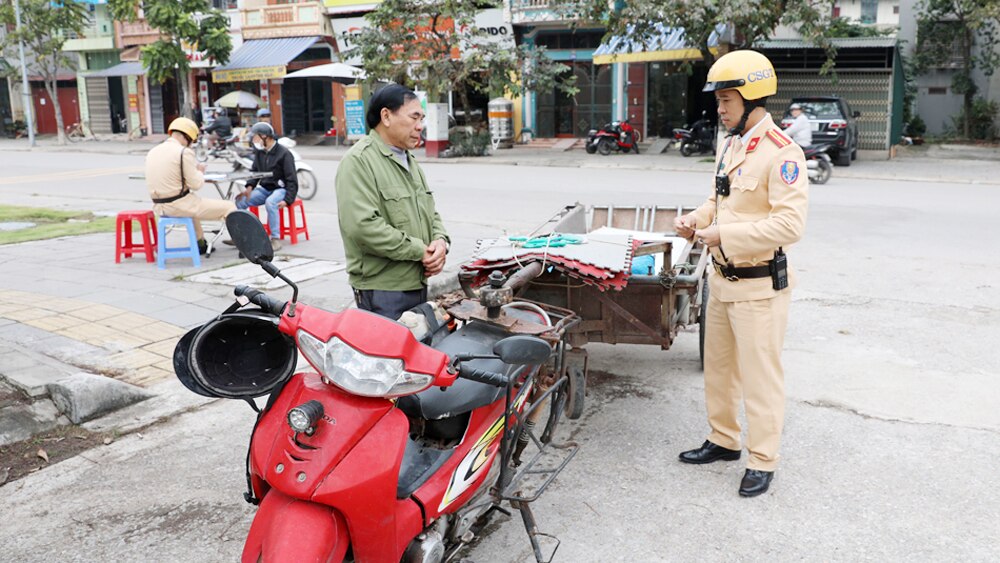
458,87,474,127
963,26,973,139
178,63,194,120
44,79,67,145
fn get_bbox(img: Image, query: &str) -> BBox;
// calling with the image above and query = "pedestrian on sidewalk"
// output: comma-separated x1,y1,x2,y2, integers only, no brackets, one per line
335,84,450,320
146,117,236,253
673,50,809,498
233,122,297,252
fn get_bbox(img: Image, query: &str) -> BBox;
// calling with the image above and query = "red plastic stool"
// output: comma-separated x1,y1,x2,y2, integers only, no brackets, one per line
248,205,270,235
250,199,309,244
115,210,157,263
279,199,310,245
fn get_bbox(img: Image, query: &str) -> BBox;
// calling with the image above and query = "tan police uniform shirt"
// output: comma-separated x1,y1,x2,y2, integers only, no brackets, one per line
146,137,233,223
689,113,809,302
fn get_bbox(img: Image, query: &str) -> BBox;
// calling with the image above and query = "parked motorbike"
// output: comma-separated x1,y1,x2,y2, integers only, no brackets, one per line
803,144,833,184
172,211,579,562
195,131,245,162
586,119,640,155
674,113,717,157
224,137,318,200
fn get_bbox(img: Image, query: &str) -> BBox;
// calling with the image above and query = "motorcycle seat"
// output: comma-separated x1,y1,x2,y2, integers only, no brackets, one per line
396,323,511,420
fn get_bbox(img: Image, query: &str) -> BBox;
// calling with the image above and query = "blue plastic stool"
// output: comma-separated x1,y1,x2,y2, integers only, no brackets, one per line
156,216,201,270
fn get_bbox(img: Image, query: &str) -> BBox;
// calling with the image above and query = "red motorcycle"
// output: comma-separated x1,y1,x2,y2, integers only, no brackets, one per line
586,119,640,155
173,211,580,563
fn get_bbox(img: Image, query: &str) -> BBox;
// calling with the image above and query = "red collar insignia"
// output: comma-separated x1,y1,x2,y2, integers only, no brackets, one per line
746,137,761,153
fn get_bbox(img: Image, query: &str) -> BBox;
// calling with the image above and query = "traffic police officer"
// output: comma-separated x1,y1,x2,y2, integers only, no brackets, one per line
674,50,809,497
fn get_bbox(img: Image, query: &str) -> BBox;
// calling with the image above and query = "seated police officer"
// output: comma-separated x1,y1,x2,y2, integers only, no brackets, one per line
233,122,297,252
146,117,236,254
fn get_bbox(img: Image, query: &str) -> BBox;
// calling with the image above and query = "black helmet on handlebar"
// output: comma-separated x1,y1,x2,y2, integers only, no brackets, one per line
173,311,296,399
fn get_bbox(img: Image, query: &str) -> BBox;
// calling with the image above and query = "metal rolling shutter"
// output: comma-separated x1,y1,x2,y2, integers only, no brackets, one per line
85,77,112,134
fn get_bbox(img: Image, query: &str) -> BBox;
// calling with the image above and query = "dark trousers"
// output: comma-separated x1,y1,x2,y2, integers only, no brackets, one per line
353,288,428,321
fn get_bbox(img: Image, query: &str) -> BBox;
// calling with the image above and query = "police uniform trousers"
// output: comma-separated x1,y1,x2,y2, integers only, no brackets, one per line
153,194,235,240
703,286,791,471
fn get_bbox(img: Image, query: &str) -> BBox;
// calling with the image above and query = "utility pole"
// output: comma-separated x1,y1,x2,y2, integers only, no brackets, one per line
14,0,36,147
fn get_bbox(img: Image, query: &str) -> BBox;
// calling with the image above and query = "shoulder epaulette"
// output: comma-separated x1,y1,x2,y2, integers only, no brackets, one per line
766,129,792,148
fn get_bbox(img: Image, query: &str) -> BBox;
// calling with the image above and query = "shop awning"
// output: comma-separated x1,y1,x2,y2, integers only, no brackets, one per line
212,36,319,83
593,24,723,65
88,61,145,77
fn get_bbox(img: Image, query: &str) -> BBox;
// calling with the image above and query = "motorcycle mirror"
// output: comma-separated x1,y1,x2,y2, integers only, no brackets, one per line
493,336,552,365
225,210,273,265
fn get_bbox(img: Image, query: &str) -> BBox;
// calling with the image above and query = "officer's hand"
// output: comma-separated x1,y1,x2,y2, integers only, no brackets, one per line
196,163,208,173
423,240,447,276
695,225,721,247
674,214,697,239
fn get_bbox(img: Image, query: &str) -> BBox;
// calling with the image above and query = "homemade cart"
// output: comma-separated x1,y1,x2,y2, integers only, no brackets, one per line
450,203,711,420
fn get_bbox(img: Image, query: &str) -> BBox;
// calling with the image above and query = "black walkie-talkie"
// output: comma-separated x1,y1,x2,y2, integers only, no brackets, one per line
770,248,788,290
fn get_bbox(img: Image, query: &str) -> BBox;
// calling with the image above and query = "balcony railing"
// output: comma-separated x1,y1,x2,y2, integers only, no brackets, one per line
115,19,163,48
242,1,330,40
509,0,584,26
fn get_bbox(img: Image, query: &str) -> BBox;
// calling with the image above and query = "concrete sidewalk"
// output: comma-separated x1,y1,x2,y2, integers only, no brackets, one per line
3,136,999,186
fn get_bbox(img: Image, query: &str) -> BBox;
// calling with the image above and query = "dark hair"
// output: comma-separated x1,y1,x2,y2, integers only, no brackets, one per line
366,84,419,129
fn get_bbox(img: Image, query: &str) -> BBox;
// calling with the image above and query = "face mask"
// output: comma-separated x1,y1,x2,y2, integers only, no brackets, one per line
253,140,265,151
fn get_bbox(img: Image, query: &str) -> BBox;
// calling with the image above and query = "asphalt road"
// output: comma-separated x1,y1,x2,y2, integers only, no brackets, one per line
1,150,998,561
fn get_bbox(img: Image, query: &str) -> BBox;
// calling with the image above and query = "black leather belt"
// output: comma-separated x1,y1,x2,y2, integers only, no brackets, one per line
713,259,771,281
152,189,189,204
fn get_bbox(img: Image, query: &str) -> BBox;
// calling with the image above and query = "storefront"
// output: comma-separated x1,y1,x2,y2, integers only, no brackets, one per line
212,36,335,137
84,61,143,135
592,24,723,140
29,78,80,136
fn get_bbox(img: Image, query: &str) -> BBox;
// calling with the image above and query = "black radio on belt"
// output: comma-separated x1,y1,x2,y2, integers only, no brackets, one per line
770,248,788,290
715,174,731,197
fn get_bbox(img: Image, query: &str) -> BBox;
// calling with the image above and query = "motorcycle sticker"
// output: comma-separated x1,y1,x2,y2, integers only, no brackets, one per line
438,387,531,512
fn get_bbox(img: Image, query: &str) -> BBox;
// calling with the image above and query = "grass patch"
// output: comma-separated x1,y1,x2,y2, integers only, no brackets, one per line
698,157,715,163
0,205,116,245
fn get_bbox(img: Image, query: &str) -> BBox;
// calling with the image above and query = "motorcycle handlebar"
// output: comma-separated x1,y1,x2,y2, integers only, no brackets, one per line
234,285,287,316
457,365,509,388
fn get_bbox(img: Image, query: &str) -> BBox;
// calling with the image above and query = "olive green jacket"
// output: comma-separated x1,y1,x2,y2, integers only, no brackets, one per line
335,131,449,290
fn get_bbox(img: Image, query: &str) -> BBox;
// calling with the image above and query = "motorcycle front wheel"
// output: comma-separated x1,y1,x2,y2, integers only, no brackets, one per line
680,142,695,157
296,169,318,200
597,138,613,156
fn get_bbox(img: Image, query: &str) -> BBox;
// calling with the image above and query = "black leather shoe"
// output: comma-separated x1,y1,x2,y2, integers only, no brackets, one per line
678,440,741,464
739,469,774,497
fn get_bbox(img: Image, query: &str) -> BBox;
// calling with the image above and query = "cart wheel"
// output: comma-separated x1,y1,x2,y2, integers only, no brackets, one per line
699,279,709,370
566,365,586,420
539,381,567,444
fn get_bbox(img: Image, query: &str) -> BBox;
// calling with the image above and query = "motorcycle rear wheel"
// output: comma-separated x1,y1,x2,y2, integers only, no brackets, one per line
297,169,318,200
814,160,832,184
585,142,597,154
680,142,695,157
597,138,613,156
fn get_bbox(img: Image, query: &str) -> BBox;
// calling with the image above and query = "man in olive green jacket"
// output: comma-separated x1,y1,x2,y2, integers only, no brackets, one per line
335,85,449,320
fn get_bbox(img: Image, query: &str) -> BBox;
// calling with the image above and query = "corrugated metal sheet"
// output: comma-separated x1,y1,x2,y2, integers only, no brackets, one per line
89,62,144,77
756,37,898,50
593,24,725,64
214,37,319,71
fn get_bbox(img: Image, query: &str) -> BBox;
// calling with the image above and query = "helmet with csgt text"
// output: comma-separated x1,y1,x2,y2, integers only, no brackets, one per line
167,117,200,142
702,50,777,101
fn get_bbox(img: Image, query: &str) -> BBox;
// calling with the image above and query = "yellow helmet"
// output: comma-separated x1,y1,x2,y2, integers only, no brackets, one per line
703,50,777,101
167,117,199,142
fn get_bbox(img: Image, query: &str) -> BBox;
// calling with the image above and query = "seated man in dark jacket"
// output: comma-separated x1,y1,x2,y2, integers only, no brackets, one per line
203,109,232,146
234,122,298,251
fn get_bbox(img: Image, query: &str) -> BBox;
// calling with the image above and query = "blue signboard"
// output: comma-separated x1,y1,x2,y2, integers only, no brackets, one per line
345,99,366,139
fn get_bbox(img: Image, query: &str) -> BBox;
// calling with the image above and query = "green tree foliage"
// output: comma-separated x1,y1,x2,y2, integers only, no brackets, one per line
827,16,897,38
0,0,90,144
109,0,232,118
578,0,839,73
351,0,577,122
911,0,1000,139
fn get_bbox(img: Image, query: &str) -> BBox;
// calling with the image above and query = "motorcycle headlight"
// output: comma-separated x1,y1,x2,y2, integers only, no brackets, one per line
297,331,433,397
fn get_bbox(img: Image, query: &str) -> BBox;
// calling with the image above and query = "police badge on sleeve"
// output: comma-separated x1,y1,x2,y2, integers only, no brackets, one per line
780,161,800,185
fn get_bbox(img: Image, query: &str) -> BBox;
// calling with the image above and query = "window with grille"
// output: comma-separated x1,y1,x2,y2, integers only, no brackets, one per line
861,0,878,23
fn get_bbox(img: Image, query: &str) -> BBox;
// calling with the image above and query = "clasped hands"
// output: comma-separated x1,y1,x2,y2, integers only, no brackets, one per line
674,215,720,247
423,239,447,277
